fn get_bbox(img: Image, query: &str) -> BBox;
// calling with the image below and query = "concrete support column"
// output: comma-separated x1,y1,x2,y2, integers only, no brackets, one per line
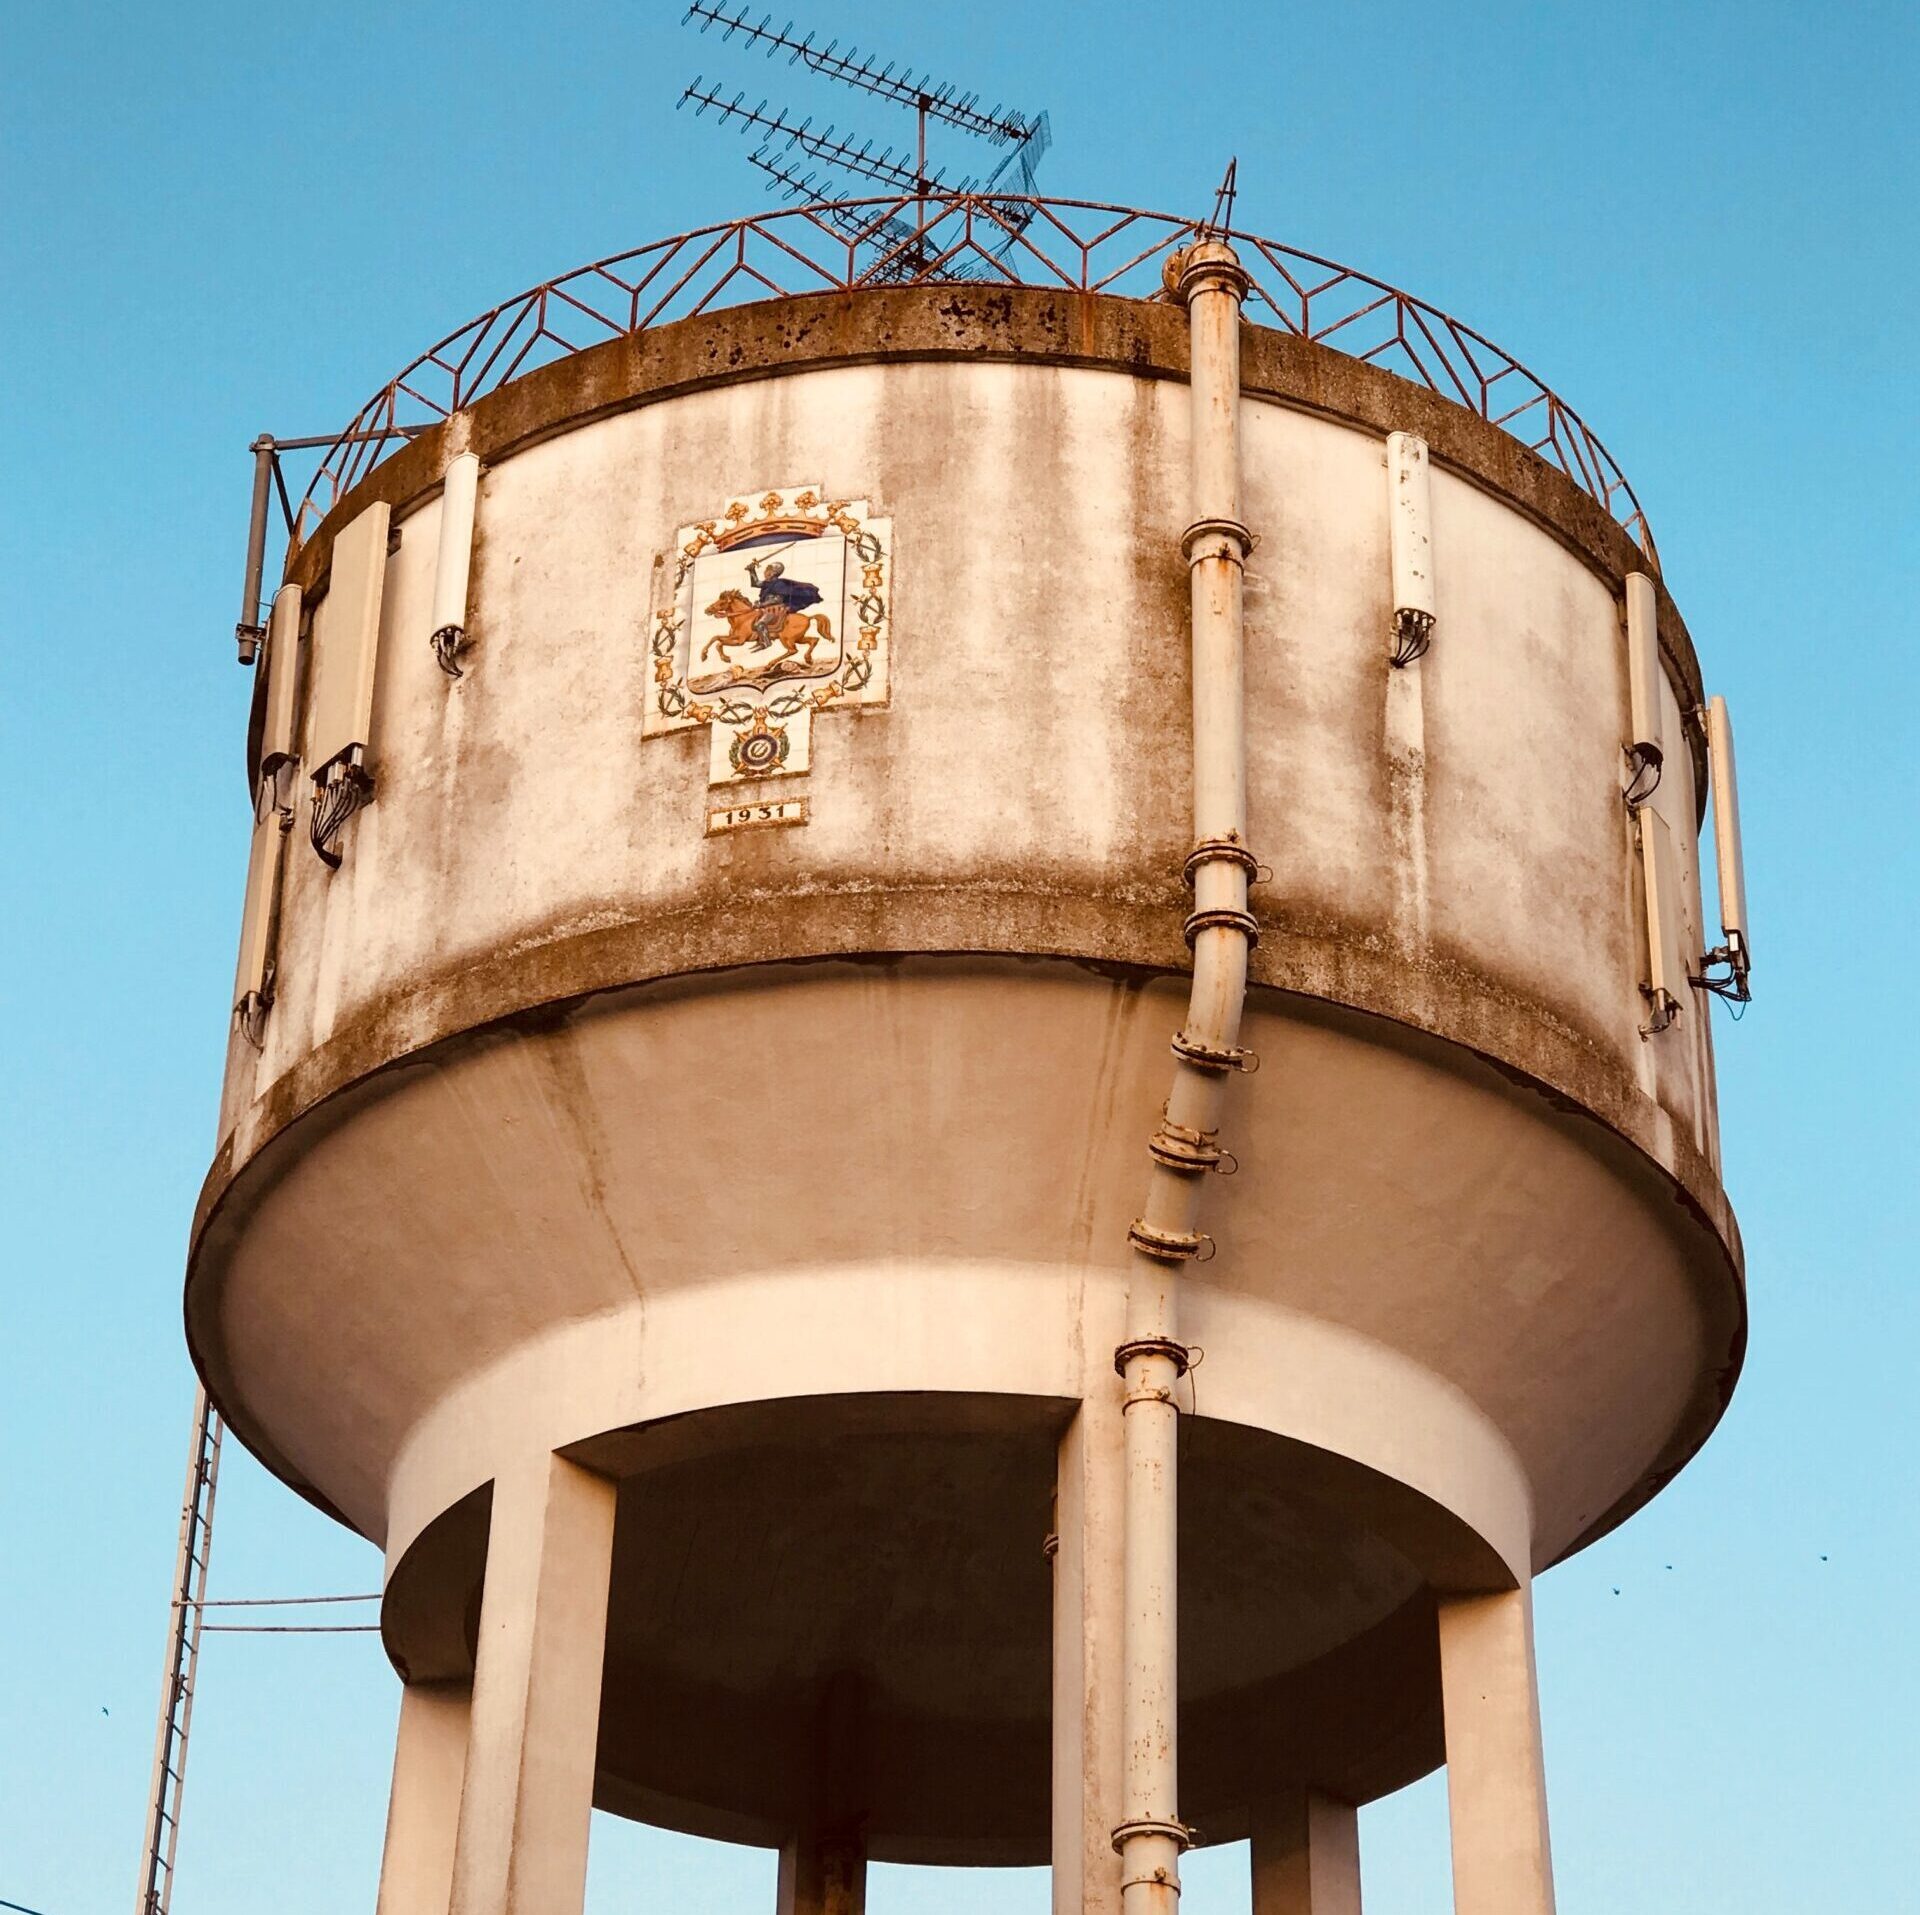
1250,1788,1363,1915
776,1831,866,1915
1051,1391,1127,1915
376,1678,473,1915
447,1452,617,1915
1437,1586,1556,1915
778,1671,868,1915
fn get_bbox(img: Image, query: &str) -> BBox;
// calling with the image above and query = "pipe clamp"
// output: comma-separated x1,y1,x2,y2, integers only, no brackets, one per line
1111,1817,1198,1855
1113,1337,1194,1380
1126,1221,1215,1263
1179,516,1254,563
1182,837,1264,885
1170,1030,1258,1073
1183,906,1260,947
1147,1118,1235,1175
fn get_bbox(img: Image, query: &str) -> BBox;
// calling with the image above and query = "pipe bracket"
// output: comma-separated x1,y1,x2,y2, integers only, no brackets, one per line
1111,1817,1198,1856
1147,1117,1235,1176
1119,1874,1185,1897
1170,1029,1258,1073
1114,1336,1194,1380
1182,837,1263,885
1183,905,1260,948
1126,1221,1215,1264
1180,516,1254,564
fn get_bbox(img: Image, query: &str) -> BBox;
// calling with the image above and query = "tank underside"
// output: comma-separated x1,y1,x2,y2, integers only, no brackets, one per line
189,957,1741,1861
189,284,1745,1880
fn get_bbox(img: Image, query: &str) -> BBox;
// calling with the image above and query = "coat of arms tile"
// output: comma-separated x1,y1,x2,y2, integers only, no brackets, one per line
645,486,892,793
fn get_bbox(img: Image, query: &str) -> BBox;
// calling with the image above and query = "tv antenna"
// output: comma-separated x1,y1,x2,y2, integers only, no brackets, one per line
679,5,1051,277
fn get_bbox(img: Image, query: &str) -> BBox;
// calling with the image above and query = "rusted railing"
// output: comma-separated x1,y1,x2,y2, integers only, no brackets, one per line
294,193,1655,561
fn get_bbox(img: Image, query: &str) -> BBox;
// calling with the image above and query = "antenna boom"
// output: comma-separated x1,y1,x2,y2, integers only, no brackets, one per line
680,84,956,195
683,3,1036,143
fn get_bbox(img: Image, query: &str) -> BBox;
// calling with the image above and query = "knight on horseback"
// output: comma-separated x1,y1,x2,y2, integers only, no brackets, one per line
746,556,823,644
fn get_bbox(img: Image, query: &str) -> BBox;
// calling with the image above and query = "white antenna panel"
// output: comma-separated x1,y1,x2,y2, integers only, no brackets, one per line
1707,694,1749,960
1638,805,1688,1032
233,798,285,1022
1623,572,1663,770
1387,431,1435,622
431,453,481,671
259,584,303,779
307,501,391,776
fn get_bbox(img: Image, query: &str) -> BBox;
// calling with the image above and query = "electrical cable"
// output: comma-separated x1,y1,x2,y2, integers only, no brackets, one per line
200,1624,380,1634
182,1593,380,1608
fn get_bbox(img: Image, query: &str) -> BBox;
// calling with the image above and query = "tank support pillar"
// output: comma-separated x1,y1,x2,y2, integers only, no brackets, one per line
778,1670,868,1915
1249,1788,1363,1914
1437,1585,1557,1915
376,1679,471,1915
1050,1390,1128,1915
447,1452,616,1915
775,1830,866,1915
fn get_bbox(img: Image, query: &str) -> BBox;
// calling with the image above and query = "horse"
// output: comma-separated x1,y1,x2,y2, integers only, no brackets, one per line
700,589,834,672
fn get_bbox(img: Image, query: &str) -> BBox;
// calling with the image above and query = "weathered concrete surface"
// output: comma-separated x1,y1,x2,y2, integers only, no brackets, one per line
1052,1386,1126,1912
1250,1788,1364,1915
1438,1586,1557,1915
448,1454,614,1915
376,1679,470,1915
278,288,1705,781
188,292,1745,1867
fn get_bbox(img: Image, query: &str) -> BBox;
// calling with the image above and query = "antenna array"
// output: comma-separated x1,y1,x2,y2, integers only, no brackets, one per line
678,6,1052,273
680,85,948,196
683,3,1036,145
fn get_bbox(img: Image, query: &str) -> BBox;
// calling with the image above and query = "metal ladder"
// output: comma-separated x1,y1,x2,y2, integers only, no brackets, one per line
135,1387,223,1915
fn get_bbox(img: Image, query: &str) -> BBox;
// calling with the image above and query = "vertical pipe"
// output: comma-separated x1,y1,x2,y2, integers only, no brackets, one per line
1112,236,1255,1915
236,437,274,664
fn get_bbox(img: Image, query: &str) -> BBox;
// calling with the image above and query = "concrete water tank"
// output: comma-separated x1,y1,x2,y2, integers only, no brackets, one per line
189,199,1747,1915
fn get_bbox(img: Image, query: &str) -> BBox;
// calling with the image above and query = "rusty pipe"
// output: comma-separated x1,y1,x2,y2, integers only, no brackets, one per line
1112,237,1255,1915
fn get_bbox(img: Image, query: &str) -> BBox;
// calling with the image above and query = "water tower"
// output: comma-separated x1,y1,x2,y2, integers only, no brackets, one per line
184,153,1751,1915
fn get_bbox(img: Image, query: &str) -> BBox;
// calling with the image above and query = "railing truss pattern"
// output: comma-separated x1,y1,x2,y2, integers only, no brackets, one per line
293,193,1656,562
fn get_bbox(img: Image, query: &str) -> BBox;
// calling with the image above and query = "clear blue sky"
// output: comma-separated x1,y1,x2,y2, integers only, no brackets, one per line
2,3,1913,1911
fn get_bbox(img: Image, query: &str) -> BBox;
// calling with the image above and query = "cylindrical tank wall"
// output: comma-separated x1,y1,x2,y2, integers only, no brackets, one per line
188,289,1743,1861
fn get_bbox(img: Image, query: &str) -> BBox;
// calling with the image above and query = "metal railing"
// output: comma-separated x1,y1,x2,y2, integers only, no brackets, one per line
294,193,1655,561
